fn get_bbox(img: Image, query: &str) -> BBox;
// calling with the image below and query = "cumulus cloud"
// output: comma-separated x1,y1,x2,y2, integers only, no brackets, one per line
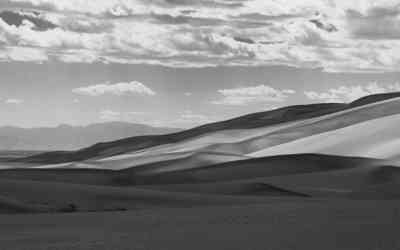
99,109,121,121
99,109,149,121
5,98,24,104
346,7,400,40
0,0,399,72
72,81,156,96
309,19,338,33
0,10,57,31
213,84,295,105
179,110,211,123
304,82,400,103
170,110,213,127
0,46,48,62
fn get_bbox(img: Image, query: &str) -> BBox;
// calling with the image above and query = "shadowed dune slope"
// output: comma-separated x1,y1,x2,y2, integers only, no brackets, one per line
122,154,381,185
140,165,400,199
0,168,118,186
264,165,400,191
259,165,400,199
349,92,400,107
0,154,380,186
140,180,312,197
0,154,398,213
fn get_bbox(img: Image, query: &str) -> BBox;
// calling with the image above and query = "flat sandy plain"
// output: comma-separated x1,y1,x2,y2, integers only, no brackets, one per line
2,201,400,250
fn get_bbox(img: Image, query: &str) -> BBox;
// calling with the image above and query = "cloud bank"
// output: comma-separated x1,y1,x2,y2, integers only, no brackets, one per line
213,84,295,105
0,0,399,72
305,82,400,103
72,81,156,96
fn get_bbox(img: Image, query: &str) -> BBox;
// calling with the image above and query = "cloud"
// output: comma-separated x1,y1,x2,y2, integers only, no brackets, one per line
99,109,149,121
179,110,210,122
347,7,400,40
99,109,121,121
309,19,338,33
304,82,400,103
5,98,24,104
0,10,57,31
0,47,48,62
172,110,213,127
0,0,399,72
72,81,156,96
233,36,256,44
213,84,295,105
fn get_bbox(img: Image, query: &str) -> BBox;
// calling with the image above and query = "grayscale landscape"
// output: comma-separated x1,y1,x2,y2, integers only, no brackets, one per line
0,0,400,249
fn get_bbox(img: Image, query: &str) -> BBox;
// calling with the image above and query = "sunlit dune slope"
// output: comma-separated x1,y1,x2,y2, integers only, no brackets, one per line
249,113,400,161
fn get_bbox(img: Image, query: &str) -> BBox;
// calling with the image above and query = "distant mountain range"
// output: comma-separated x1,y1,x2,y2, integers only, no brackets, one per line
0,122,181,151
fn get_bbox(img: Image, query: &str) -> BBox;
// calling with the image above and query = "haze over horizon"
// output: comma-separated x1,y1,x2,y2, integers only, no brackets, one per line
0,0,400,128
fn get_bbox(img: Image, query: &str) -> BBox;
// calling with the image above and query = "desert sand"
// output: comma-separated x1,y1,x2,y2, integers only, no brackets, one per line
2,93,400,249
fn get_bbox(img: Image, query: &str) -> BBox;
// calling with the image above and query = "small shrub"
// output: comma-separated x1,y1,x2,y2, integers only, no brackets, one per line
58,203,78,213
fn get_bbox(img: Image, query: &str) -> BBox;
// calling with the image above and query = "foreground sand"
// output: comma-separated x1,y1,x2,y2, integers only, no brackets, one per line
1,200,400,250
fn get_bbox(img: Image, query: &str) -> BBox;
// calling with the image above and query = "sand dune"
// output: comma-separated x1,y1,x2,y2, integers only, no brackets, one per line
140,180,311,197
126,154,380,185
17,103,349,164
249,113,400,161
86,151,249,171
2,93,400,215
260,164,400,199
81,95,400,171
11,94,400,173
140,163,400,199
0,153,388,214
19,92,400,165
0,154,376,186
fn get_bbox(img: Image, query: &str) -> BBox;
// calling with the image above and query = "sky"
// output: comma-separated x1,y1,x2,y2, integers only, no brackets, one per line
0,0,400,128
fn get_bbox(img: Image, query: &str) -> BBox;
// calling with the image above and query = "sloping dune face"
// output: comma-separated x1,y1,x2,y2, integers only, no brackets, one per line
247,97,400,156
249,113,400,161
